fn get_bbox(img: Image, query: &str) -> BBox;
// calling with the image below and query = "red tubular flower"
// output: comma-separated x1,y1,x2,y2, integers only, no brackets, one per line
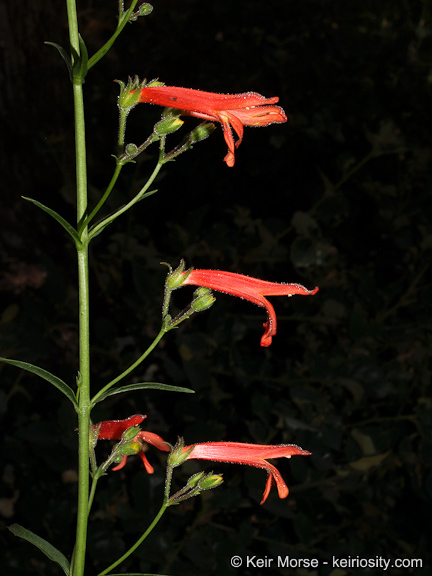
179,269,319,347
183,441,311,504
95,414,169,473
138,86,287,166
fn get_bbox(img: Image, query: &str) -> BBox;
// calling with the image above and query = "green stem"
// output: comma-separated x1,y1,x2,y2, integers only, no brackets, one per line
66,0,91,575
87,0,139,70
88,158,164,240
74,224,91,576
91,325,167,406
87,473,99,517
118,108,129,153
97,466,174,576
78,162,123,235
98,503,169,576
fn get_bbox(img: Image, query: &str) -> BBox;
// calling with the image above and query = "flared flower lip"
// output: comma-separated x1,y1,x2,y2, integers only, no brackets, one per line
183,441,312,504
138,86,287,166
180,269,319,347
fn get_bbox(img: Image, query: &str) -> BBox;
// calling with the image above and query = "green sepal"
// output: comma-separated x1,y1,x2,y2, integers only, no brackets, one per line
0,357,79,411
45,42,73,82
8,524,70,576
164,259,193,290
22,196,81,246
168,437,194,467
91,382,193,406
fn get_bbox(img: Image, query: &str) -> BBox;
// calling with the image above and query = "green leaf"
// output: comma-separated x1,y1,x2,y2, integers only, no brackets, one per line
0,357,78,411
45,42,73,81
72,34,89,84
92,382,194,405
22,197,81,245
8,524,70,576
109,574,172,576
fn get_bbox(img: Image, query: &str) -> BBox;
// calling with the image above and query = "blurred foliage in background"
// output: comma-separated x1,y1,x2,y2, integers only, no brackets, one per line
1,0,432,574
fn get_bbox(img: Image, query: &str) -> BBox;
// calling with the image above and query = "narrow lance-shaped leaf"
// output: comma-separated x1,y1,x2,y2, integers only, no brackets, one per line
44,42,73,81
8,524,70,576
92,382,194,406
22,197,81,246
0,357,78,411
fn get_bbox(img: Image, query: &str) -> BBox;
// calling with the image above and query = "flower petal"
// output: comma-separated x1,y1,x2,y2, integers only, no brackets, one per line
138,86,280,113
138,451,155,474
137,431,170,452
180,269,318,346
136,85,287,166
213,111,237,167
231,105,287,127
111,456,128,471
183,441,311,504
96,414,147,440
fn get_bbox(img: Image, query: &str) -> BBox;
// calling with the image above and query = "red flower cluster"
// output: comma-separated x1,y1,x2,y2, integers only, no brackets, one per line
95,415,311,504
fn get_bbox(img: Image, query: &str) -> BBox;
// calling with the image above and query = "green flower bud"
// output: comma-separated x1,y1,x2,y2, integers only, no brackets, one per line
193,287,212,297
199,473,224,491
121,425,141,441
139,3,153,16
169,471,224,504
187,471,206,489
154,117,184,136
188,122,216,144
129,3,153,21
191,288,216,312
125,143,139,156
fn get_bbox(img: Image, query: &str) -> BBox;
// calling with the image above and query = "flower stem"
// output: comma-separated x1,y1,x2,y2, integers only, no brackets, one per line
97,465,174,576
78,162,123,235
88,158,164,240
87,0,140,70
91,325,167,406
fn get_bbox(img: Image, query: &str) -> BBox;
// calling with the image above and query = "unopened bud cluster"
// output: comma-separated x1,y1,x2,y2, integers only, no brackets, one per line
163,122,216,162
161,260,216,330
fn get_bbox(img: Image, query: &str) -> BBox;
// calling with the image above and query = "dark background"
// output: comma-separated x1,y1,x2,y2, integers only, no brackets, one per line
1,0,432,574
